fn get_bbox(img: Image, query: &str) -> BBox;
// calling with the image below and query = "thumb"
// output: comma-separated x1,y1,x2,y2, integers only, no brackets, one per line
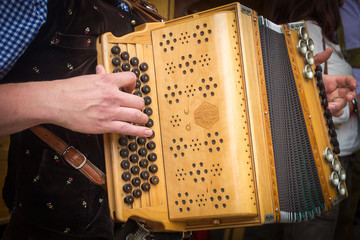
314,47,333,66
96,64,106,74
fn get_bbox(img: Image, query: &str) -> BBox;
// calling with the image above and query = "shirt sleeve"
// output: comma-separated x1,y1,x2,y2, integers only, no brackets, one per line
0,0,48,80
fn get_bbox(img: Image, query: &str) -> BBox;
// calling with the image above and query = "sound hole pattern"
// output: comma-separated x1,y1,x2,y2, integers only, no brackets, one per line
164,54,211,75
174,188,230,213
175,162,223,182
159,23,212,53
169,132,224,159
164,76,217,105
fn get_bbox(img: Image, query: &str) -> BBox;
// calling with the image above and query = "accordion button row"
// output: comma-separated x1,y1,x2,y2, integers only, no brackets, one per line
109,45,159,204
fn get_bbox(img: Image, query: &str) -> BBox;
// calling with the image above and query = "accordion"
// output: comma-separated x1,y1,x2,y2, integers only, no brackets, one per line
96,3,347,231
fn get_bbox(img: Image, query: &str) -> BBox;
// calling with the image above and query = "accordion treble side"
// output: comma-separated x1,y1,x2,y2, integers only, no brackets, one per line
97,3,346,232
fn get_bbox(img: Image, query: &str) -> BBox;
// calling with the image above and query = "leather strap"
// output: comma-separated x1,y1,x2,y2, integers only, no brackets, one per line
30,125,107,189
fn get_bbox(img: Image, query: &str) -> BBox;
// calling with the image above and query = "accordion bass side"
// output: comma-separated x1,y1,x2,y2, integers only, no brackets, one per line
97,3,347,231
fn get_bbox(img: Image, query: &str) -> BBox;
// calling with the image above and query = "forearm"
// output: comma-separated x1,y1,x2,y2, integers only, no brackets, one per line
0,81,57,136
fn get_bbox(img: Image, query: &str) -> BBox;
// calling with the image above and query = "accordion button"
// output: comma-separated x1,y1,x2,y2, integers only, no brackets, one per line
139,62,149,71
111,46,121,54
326,119,335,129
145,118,154,128
124,195,134,204
148,153,157,162
133,189,142,198
121,160,130,169
129,154,139,163
132,68,140,77
122,172,131,181
131,20,136,26
315,65,323,73
139,160,149,168
141,182,151,191
141,85,151,94
315,71,322,81
132,177,141,187
133,91,142,97
147,141,156,150
130,57,139,66
120,148,129,158
112,57,121,66
321,99,328,108
328,128,337,138
144,96,152,105
136,79,141,88
149,164,158,173
331,138,339,147
123,184,132,193
118,137,128,146
150,176,159,185
121,51,130,60
140,73,150,82
148,131,155,139
143,107,153,116
113,68,121,73
138,147,148,157
333,146,340,154
317,80,324,89
140,171,150,179
122,63,131,71
128,142,138,152
131,166,140,175
137,137,147,145
324,109,332,119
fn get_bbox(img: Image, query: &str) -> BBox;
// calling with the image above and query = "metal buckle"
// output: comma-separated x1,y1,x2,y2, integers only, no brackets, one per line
62,146,87,170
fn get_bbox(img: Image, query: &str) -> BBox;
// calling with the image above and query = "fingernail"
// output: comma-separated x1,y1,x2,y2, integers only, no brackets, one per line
96,65,101,73
145,129,153,136
328,103,335,109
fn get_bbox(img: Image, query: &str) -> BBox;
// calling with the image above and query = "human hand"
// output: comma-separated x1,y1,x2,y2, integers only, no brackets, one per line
314,48,357,117
47,65,153,137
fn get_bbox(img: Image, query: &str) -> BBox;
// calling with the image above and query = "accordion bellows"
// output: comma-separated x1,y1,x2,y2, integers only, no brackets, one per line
97,3,346,231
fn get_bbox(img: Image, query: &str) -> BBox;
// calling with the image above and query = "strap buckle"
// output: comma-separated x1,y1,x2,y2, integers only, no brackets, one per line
62,146,87,170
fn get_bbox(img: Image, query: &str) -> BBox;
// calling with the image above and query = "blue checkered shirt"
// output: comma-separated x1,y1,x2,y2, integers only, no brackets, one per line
0,0,48,80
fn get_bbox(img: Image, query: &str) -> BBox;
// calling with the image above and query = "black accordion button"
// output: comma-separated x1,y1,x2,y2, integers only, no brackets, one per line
326,119,335,129
128,142,138,151
150,176,159,185
146,141,156,150
145,118,154,128
111,46,121,54
315,65,323,73
121,51,130,60
143,107,153,116
141,182,151,191
139,159,149,168
130,57,139,66
140,170,150,179
133,91,142,97
129,154,139,163
333,146,340,154
135,81,141,90
149,164,158,173
123,184,132,193
319,89,327,99
113,68,121,73
139,62,149,71
133,189,142,198
132,177,141,187
317,80,325,89
331,137,339,147
328,128,337,138
122,63,131,71
148,153,157,162
120,148,129,158
144,96,152,105
148,131,155,139
121,160,130,169
118,137,128,146
137,137,146,145
131,166,140,175
315,71,322,81
138,147,148,157
122,172,131,181
124,195,134,204
321,99,328,108
112,57,121,66
140,73,150,82
324,109,332,119
141,85,151,94
132,68,140,77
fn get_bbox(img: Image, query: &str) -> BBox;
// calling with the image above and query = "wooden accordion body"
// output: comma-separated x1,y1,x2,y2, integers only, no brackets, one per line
97,3,347,231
